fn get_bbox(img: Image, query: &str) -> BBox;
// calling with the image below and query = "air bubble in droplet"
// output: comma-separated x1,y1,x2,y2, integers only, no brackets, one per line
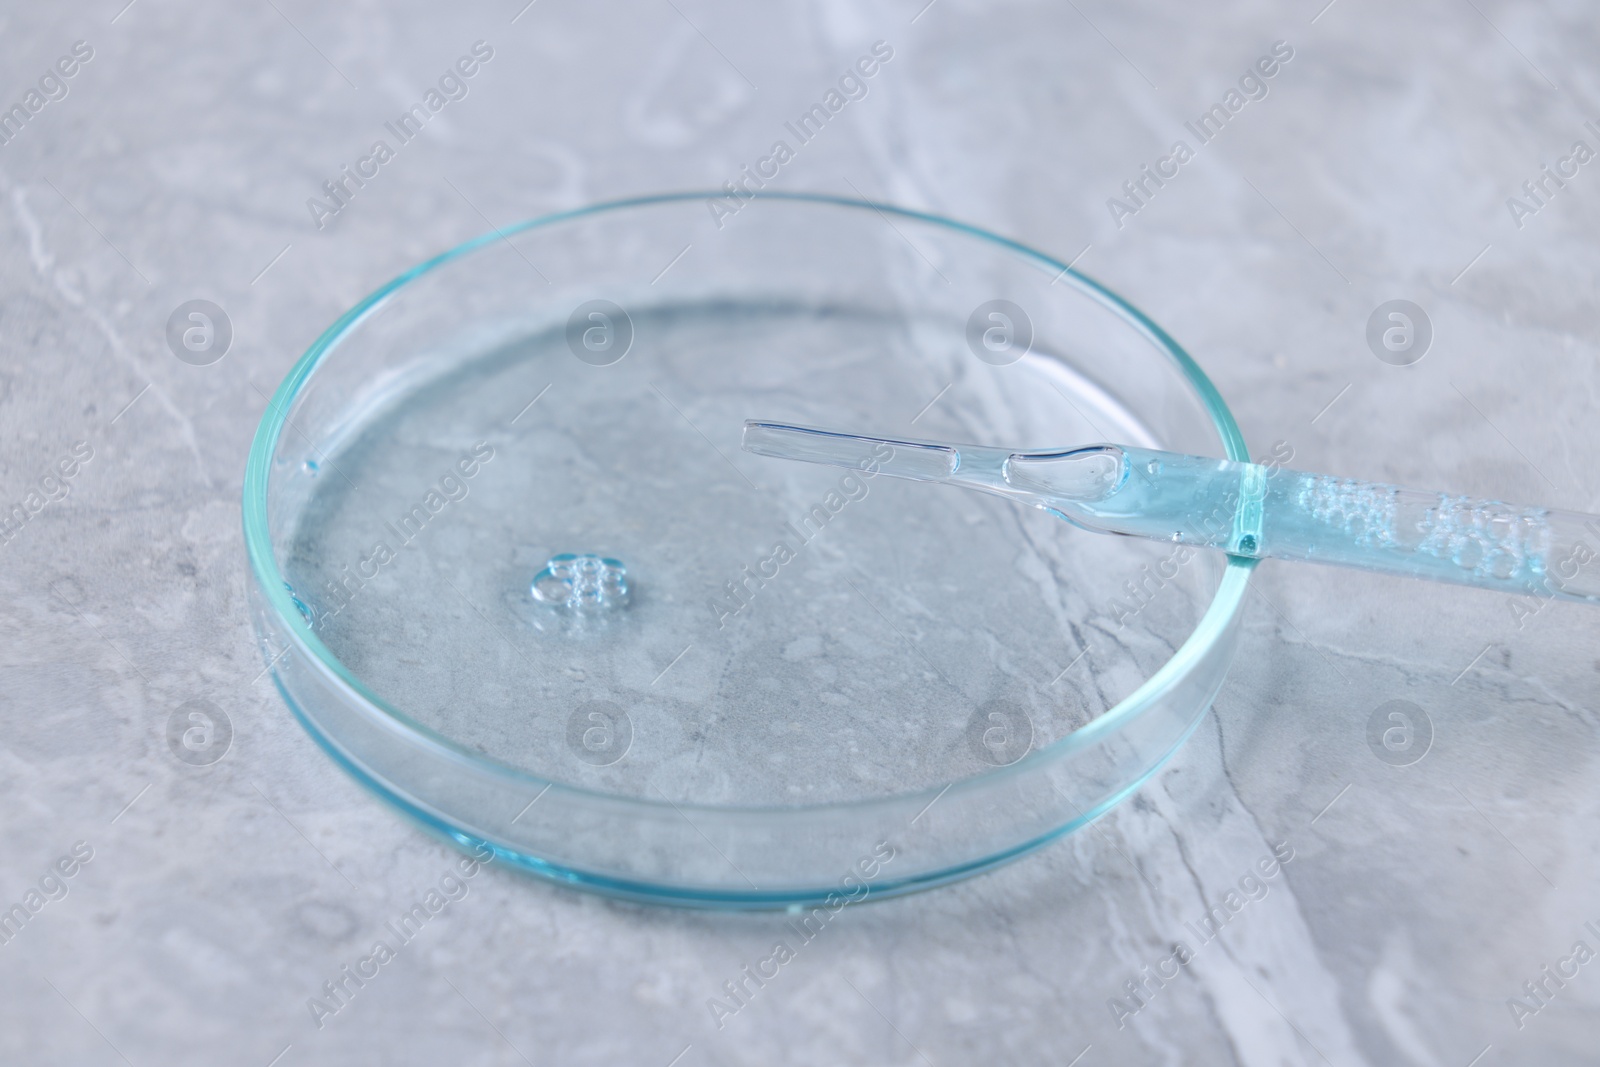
531,553,630,612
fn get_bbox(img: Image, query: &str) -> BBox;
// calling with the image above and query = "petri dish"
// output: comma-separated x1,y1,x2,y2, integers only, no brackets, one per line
244,192,1253,908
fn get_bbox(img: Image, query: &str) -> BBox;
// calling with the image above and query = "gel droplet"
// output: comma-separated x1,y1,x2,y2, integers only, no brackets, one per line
531,553,630,612
283,581,315,624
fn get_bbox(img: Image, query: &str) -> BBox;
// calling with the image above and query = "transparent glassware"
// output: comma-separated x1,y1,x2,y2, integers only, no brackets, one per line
743,421,1600,605
244,192,1254,908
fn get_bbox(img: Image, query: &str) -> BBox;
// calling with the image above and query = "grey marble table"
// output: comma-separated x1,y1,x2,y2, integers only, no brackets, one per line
2,1,1598,1063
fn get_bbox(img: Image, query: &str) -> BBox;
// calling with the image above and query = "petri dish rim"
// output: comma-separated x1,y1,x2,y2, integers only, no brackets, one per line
242,191,1254,841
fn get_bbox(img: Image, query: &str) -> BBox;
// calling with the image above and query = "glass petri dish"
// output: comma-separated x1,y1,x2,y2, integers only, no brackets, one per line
244,192,1253,908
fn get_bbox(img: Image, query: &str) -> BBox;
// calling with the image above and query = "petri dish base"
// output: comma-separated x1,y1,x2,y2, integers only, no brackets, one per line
245,193,1252,908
